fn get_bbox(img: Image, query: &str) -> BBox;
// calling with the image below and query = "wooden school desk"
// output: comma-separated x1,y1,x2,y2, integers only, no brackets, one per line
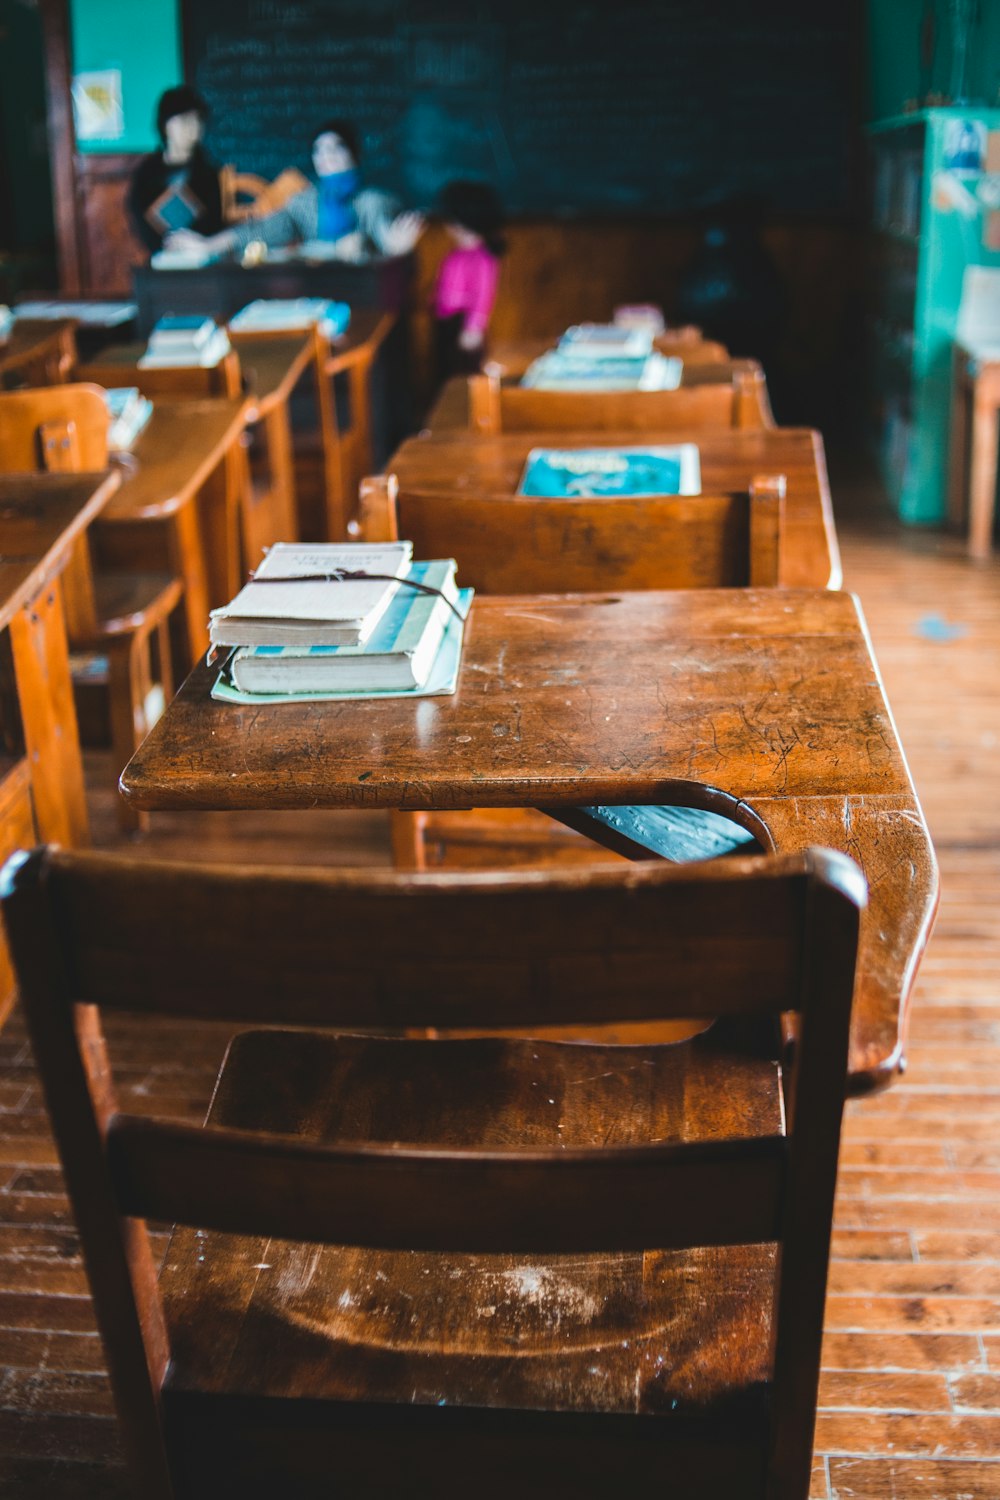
0,469,120,1021
121,588,937,1092
91,399,248,665
390,426,841,589
425,360,770,435
80,334,314,565
0,469,119,846
483,328,732,380
0,319,77,388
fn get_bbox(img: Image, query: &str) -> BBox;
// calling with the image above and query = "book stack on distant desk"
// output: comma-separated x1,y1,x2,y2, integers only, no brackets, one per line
138,315,231,369
104,387,153,451
521,325,681,391
229,298,351,339
209,542,472,703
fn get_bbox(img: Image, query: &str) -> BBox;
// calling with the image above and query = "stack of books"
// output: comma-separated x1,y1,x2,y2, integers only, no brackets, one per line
520,348,681,392
519,444,701,498
559,323,655,358
104,387,153,451
229,299,351,339
138,315,231,369
209,542,472,702
521,326,679,391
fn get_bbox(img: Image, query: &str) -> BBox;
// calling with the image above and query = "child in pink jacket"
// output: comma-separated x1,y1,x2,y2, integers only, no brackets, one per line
432,180,505,383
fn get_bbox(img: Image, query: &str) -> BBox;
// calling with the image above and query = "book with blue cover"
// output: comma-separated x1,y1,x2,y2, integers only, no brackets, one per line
518,445,701,499
229,299,351,339
228,559,461,693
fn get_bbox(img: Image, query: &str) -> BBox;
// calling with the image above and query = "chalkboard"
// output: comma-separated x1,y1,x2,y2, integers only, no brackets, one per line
183,0,858,218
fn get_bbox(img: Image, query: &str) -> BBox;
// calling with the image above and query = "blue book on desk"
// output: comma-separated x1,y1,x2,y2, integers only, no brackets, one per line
519,445,701,499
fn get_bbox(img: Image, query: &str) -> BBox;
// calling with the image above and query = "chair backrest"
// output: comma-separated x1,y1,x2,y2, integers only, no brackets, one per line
356,470,786,590
656,325,730,361
0,383,110,473
0,384,113,637
2,843,862,1500
468,361,774,435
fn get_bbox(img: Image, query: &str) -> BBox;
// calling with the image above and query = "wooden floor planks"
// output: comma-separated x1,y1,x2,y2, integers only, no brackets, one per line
1,480,999,1498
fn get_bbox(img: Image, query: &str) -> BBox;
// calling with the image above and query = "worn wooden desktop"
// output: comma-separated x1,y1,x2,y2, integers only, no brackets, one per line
122,587,937,1091
0,319,77,388
391,426,841,590
91,399,248,664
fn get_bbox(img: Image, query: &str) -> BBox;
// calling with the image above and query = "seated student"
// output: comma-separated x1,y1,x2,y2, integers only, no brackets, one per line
431,179,505,381
127,85,224,253
166,119,423,262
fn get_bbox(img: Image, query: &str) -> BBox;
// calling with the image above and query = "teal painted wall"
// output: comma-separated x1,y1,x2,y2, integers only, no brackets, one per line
70,0,181,153
868,0,1000,122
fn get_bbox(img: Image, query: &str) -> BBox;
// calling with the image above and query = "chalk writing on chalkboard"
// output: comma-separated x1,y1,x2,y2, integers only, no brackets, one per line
183,0,856,217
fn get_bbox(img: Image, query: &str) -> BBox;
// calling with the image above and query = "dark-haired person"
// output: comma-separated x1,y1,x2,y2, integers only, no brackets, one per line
127,85,223,253
431,180,505,380
166,120,422,262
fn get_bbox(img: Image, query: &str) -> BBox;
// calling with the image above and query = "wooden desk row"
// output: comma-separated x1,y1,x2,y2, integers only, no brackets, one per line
0,469,122,1019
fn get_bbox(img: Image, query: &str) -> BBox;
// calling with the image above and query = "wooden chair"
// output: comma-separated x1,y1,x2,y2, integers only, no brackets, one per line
220,165,309,224
358,469,786,594
468,361,775,435
77,347,260,573
79,349,244,402
355,470,785,871
0,386,182,833
3,842,864,1500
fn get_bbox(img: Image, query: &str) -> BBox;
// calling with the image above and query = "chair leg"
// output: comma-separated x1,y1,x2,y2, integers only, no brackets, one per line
106,636,152,836
155,619,174,704
390,810,427,871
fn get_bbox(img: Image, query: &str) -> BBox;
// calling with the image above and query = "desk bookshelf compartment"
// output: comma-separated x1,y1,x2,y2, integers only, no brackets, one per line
866,107,1000,525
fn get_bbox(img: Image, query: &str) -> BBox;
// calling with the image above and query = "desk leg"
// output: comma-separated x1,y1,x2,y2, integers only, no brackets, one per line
948,357,971,531
969,387,999,559
168,504,211,666
245,408,298,564
267,405,299,541
755,792,938,1092
9,577,89,847
315,348,346,541
198,453,244,612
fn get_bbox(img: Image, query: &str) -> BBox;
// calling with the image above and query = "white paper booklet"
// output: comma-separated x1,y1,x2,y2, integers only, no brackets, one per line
209,542,413,650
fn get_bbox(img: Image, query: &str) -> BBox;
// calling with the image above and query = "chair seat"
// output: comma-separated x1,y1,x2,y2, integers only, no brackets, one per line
75,570,182,643
160,1029,780,1436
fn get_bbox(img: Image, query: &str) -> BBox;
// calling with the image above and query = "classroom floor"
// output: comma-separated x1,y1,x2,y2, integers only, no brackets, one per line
0,464,998,1498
